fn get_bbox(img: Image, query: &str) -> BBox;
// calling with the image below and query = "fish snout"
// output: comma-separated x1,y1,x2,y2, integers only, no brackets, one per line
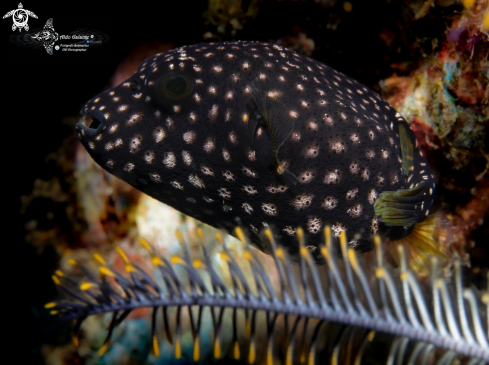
76,109,107,138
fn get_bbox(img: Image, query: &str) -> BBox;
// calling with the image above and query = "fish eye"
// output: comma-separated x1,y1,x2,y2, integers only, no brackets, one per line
131,79,141,91
152,71,195,109
164,76,188,98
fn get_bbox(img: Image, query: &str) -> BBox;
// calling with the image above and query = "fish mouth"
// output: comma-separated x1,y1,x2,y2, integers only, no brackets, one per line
76,109,107,137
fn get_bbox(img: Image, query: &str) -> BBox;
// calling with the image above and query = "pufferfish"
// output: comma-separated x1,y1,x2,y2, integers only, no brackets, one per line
77,41,439,262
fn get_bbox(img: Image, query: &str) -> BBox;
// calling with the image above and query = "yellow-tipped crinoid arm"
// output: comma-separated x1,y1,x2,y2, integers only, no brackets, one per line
47,226,489,363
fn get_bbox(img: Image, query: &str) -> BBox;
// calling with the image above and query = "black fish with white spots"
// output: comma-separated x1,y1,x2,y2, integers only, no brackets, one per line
77,41,438,261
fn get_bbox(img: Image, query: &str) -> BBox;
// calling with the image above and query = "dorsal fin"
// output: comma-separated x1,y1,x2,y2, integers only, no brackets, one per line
247,78,297,185
399,123,413,176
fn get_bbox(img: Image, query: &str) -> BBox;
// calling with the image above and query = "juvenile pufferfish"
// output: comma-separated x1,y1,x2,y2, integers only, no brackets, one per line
77,41,438,261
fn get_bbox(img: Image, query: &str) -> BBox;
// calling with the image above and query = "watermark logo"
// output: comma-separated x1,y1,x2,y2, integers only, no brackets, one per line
2,3,37,32
31,18,58,55
4,7,110,59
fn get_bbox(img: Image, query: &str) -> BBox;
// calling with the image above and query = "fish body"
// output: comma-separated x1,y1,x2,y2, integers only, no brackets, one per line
77,41,436,260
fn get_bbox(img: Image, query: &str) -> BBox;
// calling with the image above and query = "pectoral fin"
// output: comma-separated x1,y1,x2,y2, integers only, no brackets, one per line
247,77,297,184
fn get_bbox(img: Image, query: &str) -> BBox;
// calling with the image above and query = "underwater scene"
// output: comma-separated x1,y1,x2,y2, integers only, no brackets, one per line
14,0,489,364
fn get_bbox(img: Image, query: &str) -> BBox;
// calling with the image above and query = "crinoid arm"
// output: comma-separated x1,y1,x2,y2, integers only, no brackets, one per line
47,227,489,364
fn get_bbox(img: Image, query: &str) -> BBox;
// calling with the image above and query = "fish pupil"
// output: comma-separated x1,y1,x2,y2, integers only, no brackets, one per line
131,79,141,91
165,76,187,96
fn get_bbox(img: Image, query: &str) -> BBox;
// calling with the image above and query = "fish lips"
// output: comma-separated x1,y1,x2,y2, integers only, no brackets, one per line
77,109,107,138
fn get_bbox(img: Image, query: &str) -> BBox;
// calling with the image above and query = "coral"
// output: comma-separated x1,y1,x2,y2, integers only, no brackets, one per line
20,130,140,252
272,29,316,56
203,0,261,37
380,0,489,268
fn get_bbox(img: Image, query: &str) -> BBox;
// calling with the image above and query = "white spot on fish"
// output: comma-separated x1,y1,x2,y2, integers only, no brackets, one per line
323,114,334,125
150,173,162,183
242,185,257,195
105,142,114,151
283,226,296,236
368,189,378,204
124,162,135,172
304,144,319,158
222,205,232,212
183,131,197,144
366,149,375,159
247,149,256,161
108,124,118,134
324,169,341,184
153,127,165,143
291,194,314,210
218,187,231,199
349,161,360,174
332,223,346,237
222,148,231,162
204,138,216,153
307,120,318,131
298,169,316,183
201,165,214,176
330,139,346,153
144,151,155,164
371,217,378,234
322,196,338,210
163,152,176,168
262,203,277,216
307,217,322,234
219,171,233,183
182,151,193,166
129,135,142,153
171,181,184,190
188,174,205,189
242,203,253,214
242,166,257,178
347,204,363,218
346,188,358,200
208,104,218,121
